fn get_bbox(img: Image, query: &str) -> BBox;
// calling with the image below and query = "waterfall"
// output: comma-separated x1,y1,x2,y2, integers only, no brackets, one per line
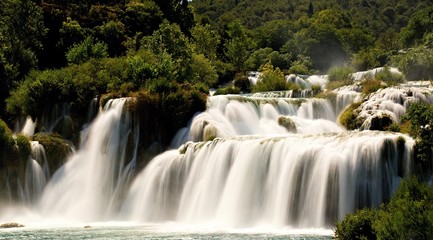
172,95,341,146
37,98,139,221
23,141,50,203
122,132,413,228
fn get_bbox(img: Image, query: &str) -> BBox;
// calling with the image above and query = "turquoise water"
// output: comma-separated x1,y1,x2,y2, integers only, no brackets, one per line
0,225,333,239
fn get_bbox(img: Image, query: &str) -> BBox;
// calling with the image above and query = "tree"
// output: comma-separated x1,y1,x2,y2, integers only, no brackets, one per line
400,6,433,47
144,21,193,82
191,24,221,61
123,0,163,36
0,0,47,118
224,20,253,72
66,36,109,65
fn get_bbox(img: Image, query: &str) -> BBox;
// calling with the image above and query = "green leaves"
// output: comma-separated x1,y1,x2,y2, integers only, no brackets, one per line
335,177,433,240
66,37,108,65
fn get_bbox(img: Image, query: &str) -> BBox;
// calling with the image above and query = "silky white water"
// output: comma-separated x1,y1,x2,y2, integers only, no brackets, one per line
123,132,413,228
35,98,139,221
1,83,429,237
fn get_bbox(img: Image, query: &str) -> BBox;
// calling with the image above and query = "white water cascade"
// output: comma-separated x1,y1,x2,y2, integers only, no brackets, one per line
1,83,428,232
23,141,50,203
122,132,413,228
37,98,139,221
172,95,343,147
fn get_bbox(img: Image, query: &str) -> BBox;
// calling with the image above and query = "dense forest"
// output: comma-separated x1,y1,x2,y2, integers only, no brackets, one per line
1,0,433,124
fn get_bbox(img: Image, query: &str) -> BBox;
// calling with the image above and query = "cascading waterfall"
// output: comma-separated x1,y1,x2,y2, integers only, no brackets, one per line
37,98,139,221
23,142,50,203
172,95,342,147
122,132,413,228
3,75,430,232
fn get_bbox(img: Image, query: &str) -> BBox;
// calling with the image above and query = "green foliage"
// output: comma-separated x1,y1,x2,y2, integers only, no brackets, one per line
245,48,274,71
131,87,206,150
391,40,433,80
32,133,73,173
339,102,362,130
252,63,291,92
361,79,385,95
0,119,31,164
66,37,109,65
58,18,86,53
386,122,401,132
400,6,433,47
352,48,391,71
225,20,253,72
374,177,433,240
374,67,405,85
214,86,241,95
0,119,15,156
190,54,218,87
335,177,433,240
288,60,312,75
233,73,251,93
402,102,433,165
191,24,220,61
96,20,126,57
334,208,377,240
123,0,163,36
328,66,354,83
142,21,193,81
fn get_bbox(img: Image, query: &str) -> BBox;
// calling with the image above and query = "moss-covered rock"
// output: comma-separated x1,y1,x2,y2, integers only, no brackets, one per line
338,102,363,130
278,116,297,133
32,133,73,175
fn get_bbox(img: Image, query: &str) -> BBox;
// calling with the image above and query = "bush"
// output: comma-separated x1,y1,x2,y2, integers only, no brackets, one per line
361,79,384,95
335,208,377,240
374,177,433,240
335,177,433,240
32,133,73,174
0,119,31,164
374,67,405,85
328,66,354,83
252,63,291,92
214,85,241,95
66,36,109,65
402,102,433,165
339,102,362,130
233,73,251,93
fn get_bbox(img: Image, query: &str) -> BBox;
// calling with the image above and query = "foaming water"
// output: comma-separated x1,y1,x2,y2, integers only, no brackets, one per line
123,132,413,228
173,95,340,146
2,83,429,235
36,98,139,221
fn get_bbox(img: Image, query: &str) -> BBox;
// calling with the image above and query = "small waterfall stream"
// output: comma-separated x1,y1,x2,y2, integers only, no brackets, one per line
37,98,139,221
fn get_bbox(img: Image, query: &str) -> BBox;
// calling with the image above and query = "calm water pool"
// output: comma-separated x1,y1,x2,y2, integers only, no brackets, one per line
0,223,333,239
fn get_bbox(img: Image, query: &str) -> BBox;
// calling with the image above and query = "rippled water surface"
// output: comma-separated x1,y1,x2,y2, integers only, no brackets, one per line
0,223,333,239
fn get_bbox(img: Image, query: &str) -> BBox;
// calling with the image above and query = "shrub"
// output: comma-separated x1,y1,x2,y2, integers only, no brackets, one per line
214,86,241,95
0,120,31,164
33,133,73,174
339,102,362,130
402,102,433,165
334,208,377,240
374,177,433,240
233,73,251,93
335,177,433,240
66,36,109,65
252,63,290,92
361,79,384,95
375,67,405,85
328,66,354,83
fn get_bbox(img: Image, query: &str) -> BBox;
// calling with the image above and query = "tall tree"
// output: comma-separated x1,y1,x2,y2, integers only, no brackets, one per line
0,0,47,119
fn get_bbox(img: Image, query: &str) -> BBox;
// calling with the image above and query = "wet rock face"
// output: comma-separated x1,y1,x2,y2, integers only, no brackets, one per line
278,116,297,133
0,222,25,228
368,113,394,131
